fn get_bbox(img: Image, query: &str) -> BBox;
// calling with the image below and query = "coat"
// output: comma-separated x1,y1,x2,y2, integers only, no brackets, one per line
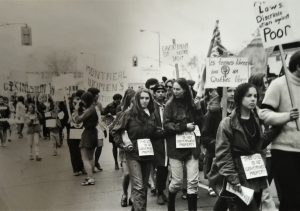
152,101,167,166
208,109,268,195
111,109,159,161
163,98,202,161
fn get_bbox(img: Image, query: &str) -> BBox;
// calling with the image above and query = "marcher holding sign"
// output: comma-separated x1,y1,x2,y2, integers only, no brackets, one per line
208,83,268,210
163,78,203,211
259,51,300,210
111,89,160,211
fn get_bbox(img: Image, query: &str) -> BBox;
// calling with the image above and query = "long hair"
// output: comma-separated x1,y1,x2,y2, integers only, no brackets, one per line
130,88,154,123
172,78,194,110
122,88,136,112
234,83,259,115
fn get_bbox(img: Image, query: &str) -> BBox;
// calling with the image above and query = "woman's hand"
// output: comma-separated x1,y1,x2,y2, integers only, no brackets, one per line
290,108,299,121
186,122,195,131
231,183,242,193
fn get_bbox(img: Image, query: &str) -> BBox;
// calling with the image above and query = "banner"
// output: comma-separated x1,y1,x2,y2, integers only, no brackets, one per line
205,57,250,88
254,1,295,48
84,65,127,106
3,81,47,95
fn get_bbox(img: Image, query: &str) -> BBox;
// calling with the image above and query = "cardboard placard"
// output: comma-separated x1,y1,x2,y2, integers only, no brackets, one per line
137,139,154,156
241,153,268,179
226,183,254,205
69,129,84,139
194,125,201,137
176,132,196,148
46,119,56,128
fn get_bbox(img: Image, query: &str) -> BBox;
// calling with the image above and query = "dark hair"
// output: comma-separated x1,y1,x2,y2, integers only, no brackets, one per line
113,93,122,101
122,89,136,111
162,76,167,83
165,79,174,86
234,83,259,109
17,96,25,103
87,88,100,97
145,78,159,89
130,88,154,123
248,73,266,89
75,90,85,98
289,50,300,73
81,92,94,108
173,78,194,110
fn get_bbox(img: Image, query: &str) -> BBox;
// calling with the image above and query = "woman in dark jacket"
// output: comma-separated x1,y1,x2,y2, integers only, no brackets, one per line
112,88,162,211
164,78,202,211
208,83,268,211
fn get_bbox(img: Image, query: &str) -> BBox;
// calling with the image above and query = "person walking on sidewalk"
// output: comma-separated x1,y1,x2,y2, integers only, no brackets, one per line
16,96,26,139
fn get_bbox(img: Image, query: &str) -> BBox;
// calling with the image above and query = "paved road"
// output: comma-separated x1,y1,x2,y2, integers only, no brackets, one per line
0,132,218,211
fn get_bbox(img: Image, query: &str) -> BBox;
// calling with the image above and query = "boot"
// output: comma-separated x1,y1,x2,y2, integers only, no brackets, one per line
168,191,177,211
187,194,198,211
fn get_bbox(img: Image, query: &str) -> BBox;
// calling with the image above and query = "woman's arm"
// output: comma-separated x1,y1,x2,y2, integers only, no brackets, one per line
111,111,129,148
163,103,187,135
74,106,95,123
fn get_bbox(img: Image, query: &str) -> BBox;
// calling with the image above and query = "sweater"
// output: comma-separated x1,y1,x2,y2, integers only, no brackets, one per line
259,70,300,152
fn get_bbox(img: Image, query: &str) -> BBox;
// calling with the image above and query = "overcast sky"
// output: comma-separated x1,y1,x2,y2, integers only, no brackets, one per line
0,0,299,80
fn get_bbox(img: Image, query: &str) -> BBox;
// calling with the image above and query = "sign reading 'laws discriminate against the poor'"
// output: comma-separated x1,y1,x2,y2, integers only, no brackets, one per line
254,1,295,48
205,57,250,88
241,153,268,180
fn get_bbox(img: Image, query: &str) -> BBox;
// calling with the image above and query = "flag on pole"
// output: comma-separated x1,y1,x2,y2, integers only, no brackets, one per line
196,20,234,98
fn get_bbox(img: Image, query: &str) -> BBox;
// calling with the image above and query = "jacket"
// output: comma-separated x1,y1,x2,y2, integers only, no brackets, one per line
208,109,267,194
111,109,159,161
163,98,202,161
152,101,167,166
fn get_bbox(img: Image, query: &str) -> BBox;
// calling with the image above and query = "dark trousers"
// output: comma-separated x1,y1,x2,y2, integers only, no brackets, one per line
272,149,300,211
156,166,168,195
67,139,84,173
214,197,228,211
127,159,152,211
43,122,50,138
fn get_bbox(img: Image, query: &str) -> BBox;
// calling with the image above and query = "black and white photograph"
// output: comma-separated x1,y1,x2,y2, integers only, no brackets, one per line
0,0,300,210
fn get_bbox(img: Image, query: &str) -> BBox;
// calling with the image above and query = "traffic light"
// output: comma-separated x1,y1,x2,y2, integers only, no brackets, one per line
21,25,32,46
133,56,138,67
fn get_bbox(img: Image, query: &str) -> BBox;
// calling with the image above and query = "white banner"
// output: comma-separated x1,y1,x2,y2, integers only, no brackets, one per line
176,132,196,148
137,139,154,156
162,42,189,64
205,57,250,88
254,1,296,48
241,153,268,179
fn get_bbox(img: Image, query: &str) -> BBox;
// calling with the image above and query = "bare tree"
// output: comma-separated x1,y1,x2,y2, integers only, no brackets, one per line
44,50,77,76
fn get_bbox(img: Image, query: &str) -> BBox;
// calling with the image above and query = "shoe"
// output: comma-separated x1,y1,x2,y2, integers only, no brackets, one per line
115,163,119,170
128,197,133,206
29,155,34,160
95,163,103,171
181,193,187,200
73,171,81,176
36,156,42,161
150,188,156,196
168,192,177,211
157,194,165,205
8,139,11,142
120,194,128,207
53,151,58,156
208,188,216,197
81,178,95,186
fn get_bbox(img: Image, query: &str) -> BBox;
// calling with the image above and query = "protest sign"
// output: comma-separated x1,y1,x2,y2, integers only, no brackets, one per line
137,139,154,156
254,1,295,48
176,132,196,148
84,65,127,106
162,42,189,64
52,74,75,90
241,153,268,179
205,57,250,88
3,81,47,95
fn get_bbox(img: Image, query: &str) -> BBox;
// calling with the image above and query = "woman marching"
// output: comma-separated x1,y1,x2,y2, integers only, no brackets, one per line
112,88,163,211
208,83,268,211
73,92,98,186
164,78,203,211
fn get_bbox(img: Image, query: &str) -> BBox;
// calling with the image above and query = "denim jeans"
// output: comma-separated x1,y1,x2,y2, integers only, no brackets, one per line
127,159,152,211
169,155,199,194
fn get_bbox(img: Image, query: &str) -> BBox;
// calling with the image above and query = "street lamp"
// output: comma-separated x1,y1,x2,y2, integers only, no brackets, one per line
140,29,160,70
